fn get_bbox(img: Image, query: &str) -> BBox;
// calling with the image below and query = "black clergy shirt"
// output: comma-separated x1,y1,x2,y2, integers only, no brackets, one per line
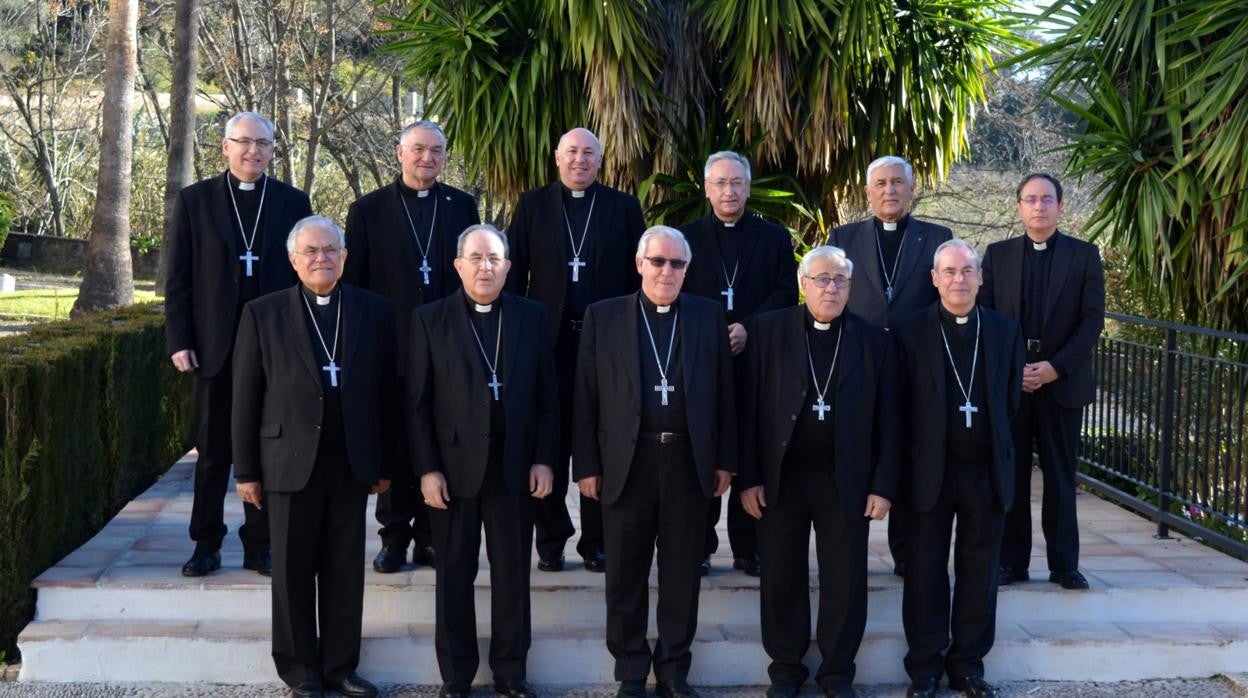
398,179,443,295
561,185,597,319
637,295,688,434
782,311,841,470
301,285,348,465
1021,234,1053,354
940,305,992,467
229,172,265,312
463,290,506,436
874,215,908,287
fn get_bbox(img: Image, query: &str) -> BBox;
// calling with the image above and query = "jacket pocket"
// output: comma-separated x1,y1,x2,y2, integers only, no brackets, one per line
259,423,281,438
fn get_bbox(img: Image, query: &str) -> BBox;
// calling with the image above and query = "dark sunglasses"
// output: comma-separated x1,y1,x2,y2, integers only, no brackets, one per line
643,256,688,270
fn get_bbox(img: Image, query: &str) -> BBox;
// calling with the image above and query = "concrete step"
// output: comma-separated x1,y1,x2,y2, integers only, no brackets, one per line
19,617,1248,685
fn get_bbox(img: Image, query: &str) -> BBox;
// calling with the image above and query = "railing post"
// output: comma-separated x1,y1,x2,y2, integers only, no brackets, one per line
1156,327,1178,539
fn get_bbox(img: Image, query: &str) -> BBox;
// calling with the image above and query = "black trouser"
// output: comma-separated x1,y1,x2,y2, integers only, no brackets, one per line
374,378,433,554
191,362,267,555
268,454,368,688
704,357,753,561
429,445,533,689
888,506,908,572
902,461,1005,682
1000,390,1083,574
758,466,867,690
603,438,707,682
533,325,603,561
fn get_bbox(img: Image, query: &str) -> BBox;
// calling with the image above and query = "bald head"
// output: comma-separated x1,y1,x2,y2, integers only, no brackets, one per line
555,128,603,191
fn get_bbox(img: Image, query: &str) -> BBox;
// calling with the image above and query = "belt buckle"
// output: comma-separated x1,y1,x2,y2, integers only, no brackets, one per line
1027,339,1042,353
658,432,675,444
568,318,584,331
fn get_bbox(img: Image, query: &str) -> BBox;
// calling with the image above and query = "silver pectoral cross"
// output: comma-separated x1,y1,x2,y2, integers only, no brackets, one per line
655,377,675,406
722,286,735,312
322,360,340,388
569,255,585,283
812,397,830,421
488,372,502,401
959,400,978,428
419,257,432,285
240,250,259,277
884,285,893,302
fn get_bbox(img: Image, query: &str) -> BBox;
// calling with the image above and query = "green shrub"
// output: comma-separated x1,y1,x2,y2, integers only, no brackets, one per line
0,191,13,252
0,302,194,660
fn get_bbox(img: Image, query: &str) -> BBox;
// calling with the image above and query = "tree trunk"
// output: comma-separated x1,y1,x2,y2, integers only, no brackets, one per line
72,0,138,316
157,0,200,289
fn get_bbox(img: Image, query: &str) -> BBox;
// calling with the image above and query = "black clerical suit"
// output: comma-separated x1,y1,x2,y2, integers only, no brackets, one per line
232,283,398,688
165,172,312,558
892,303,1023,683
828,214,952,571
739,306,899,691
980,231,1104,576
407,290,559,690
507,180,645,563
678,212,798,562
571,292,737,683
343,178,480,561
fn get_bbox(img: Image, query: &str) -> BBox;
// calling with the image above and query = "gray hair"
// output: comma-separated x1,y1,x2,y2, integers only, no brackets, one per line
287,215,346,253
932,238,981,270
457,223,509,258
704,151,752,181
635,225,693,263
799,245,853,278
224,112,276,140
399,120,447,146
865,155,913,185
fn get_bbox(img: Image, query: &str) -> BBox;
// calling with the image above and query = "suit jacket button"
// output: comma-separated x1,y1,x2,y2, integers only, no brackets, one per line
790,414,797,421
315,424,321,430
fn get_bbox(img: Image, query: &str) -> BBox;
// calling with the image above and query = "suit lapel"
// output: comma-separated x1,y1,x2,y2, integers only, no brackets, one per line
623,294,642,410
546,182,569,266
836,314,861,388
1042,231,1071,327
851,220,885,299
678,295,697,424
1000,237,1025,316
283,286,322,384
734,214,765,289
448,293,485,397
213,172,243,259
389,179,422,267
501,293,522,404
922,305,948,403
892,218,929,300
339,285,359,380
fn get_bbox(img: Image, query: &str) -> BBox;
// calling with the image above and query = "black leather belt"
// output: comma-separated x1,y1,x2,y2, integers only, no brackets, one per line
639,431,686,444
567,318,584,332
1026,339,1043,354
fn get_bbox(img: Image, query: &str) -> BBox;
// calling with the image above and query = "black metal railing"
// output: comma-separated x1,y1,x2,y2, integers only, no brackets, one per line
1079,312,1248,559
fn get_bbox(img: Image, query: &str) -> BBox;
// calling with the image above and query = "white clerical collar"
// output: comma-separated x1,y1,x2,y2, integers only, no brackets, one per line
237,178,257,191
881,220,898,231
570,188,587,199
955,314,969,325
656,304,672,314
1032,240,1047,251
473,303,492,314
812,320,831,331
417,188,430,198
722,220,736,228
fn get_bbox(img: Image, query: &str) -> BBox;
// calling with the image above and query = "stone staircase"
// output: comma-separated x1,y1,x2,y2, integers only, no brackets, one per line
17,454,1248,686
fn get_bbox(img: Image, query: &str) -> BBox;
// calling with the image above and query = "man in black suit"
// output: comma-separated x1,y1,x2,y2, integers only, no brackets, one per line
573,226,736,698
409,224,558,698
343,121,481,575
981,173,1105,591
506,127,646,573
738,245,898,698
828,155,953,578
679,150,797,577
893,239,1024,698
165,112,313,578
233,215,396,698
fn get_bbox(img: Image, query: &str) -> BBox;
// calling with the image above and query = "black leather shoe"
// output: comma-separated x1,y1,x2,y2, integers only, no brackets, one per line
765,683,799,698
733,553,761,577
822,683,857,698
998,565,1030,586
698,557,711,577
291,680,324,697
949,675,998,697
893,561,906,578
325,672,377,697
537,554,565,572
243,547,272,576
616,680,647,698
1049,569,1090,590
906,677,939,698
656,678,700,697
372,545,406,573
583,550,606,573
494,678,537,697
414,544,438,568
181,550,221,577
439,683,470,698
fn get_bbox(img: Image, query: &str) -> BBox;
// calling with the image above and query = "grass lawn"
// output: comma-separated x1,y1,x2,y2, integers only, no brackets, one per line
0,288,159,322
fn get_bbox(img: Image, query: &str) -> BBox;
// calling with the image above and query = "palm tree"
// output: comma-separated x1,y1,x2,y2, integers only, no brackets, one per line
73,0,138,315
1012,0,1248,332
383,0,1022,240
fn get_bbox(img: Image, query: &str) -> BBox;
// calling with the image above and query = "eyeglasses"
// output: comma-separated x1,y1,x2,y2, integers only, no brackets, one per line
297,246,342,259
707,178,748,190
1019,195,1058,206
805,274,850,289
462,254,506,267
226,137,275,150
643,256,688,270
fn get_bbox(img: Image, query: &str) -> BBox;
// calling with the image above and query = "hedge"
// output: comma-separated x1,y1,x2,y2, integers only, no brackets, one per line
0,302,194,659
